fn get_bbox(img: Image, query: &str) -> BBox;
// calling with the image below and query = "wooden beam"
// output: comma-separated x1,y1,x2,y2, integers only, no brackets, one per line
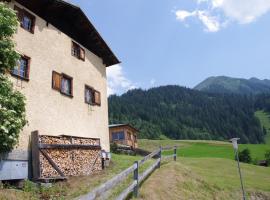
40,149,65,177
31,131,40,180
39,144,101,150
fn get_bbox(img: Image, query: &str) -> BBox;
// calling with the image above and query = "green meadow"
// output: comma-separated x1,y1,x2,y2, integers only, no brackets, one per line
139,139,270,161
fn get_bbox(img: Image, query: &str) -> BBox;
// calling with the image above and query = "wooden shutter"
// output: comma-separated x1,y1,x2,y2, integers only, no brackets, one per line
30,14,36,33
80,48,85,61
52,71,61,91
94,90,101,106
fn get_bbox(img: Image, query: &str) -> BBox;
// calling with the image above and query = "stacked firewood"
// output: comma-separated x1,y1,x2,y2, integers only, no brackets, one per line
39,135,102,178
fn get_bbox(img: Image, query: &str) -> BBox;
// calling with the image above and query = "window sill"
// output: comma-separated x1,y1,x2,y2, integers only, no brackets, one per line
71,54,85,62
60,91,73,98
20,25,34,34
10,73,29,82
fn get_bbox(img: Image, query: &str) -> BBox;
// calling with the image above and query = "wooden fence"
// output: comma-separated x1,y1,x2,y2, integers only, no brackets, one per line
77,146,178,200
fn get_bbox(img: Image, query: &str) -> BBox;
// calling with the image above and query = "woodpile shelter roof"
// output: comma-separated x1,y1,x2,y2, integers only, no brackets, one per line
15,0,120,67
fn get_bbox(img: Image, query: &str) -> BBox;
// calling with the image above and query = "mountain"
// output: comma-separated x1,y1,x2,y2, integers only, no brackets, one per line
108,86,265,144
194,76,270,95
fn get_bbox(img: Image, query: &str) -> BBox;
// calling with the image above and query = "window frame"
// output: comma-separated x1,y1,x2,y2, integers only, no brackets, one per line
71,41,85,61
11,55,30,81
14,5,35,34
85,85,95,105
112,131,125,141
52,71,73,98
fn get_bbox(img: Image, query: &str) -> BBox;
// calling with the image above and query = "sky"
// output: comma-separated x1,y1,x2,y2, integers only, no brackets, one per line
70,0,270,96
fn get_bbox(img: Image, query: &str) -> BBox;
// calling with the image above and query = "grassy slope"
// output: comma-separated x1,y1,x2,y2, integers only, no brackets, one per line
0,154,154,200
1,140,269,199
139,139,270,160
256,110,270,144
138,159,270,200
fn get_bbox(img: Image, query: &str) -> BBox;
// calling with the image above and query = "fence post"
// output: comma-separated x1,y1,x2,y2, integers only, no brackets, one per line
158,146,162,168
133,161,139,198
174,146,177,161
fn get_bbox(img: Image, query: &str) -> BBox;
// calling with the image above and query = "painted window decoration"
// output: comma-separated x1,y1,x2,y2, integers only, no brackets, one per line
52,71,73,97
11,55,30,80
112,131,125,141
72,41,85,61
85,85,101,106
14,6,35,33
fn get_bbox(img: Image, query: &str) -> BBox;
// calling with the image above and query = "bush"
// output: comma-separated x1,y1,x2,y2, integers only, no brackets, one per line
110,142,119,154
265,150,270,166
0,3,26,153
238,148,252,163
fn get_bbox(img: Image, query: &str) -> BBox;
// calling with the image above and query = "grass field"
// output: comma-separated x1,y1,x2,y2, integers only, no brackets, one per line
256,110,270,144
139,139,270,161
138,158,270,200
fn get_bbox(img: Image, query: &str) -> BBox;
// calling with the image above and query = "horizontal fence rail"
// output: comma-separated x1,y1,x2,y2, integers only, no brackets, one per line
77,146,178,200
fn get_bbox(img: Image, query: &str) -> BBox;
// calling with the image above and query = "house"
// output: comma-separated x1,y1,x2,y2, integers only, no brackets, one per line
109,124,138,149
1,0,119,180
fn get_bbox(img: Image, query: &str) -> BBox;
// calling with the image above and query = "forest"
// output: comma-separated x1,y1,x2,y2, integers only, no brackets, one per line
109,86,268,144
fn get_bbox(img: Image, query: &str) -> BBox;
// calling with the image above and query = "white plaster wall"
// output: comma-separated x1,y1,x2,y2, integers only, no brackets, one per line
8,1,110,153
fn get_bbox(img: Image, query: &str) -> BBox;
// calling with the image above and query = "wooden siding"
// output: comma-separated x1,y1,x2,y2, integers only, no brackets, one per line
109,126,138,149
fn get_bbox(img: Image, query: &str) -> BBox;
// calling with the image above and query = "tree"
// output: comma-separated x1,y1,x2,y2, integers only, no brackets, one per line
0,3,20,73
238,148,252,163
263,126,267,136
0,3,26,153
265,150,270,166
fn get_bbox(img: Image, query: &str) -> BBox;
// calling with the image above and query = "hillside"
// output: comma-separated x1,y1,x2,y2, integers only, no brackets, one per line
1,141,270,200
194,76,270,95
255,111,270,144
138,139,270,199
139,158,270,200
108,86,265,143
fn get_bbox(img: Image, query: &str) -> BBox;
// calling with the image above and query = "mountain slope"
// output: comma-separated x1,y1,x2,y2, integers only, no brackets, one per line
255,110,270,144
194,76,270,95
108,86,265,143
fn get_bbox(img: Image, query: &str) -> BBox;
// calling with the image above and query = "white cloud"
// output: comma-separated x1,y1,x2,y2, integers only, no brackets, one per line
176,10,221,32
216,0,270,24
197,10,220,32
175,0,270,32
106,64,136,96
150,79,156,86
176,10,197,21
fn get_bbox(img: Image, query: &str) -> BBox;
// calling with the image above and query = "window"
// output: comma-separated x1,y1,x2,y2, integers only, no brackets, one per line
61,75,72,96
112,131,125,141
85,85,101,106
14,6,35,33
52,71,73,97
85,85,94,105
72,42,85,61
11,55,30,80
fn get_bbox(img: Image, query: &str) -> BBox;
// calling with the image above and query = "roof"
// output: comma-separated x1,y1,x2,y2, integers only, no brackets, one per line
15,0,120,67
109,124,139,132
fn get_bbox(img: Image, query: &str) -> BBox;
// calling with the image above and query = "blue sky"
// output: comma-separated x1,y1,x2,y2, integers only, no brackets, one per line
71,0,270,95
